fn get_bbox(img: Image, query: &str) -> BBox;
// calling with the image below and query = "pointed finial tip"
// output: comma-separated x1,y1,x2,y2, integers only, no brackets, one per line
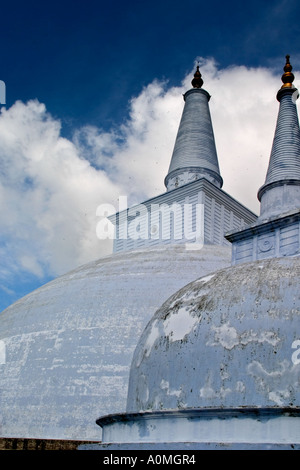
191,65,203,88
281,54,295,88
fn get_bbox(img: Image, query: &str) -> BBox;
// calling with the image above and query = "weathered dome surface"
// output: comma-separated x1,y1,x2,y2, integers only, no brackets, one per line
0,243,231,441
127,256,300,413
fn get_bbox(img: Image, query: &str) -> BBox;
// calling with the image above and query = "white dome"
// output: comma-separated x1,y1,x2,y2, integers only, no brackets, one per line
0,243,231,441
127,256,300,413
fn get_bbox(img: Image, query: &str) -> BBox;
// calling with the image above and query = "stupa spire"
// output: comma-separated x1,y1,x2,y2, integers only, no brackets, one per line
164,65,222,191
257,55,300,219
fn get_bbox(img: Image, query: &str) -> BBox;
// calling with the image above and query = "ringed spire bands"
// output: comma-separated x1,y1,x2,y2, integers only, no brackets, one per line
257,55,300,219
164,66,223,191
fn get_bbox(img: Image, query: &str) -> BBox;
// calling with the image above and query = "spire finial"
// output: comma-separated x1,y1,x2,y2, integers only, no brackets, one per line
281,54,295,88
191,65,203,88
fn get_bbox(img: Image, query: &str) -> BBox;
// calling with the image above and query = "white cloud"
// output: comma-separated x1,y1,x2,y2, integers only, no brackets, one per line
0,58,299,291
0,100,119,279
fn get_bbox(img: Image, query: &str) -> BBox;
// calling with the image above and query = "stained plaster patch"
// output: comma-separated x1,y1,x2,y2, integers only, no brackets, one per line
199,373,232,400
247,359,300,405
208,323,281,350
136,320,160,367
197,273,215,284
163,307,198,342
160,379,182,398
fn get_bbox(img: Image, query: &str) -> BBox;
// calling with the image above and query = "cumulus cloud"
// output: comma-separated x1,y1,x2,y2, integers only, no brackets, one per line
0,58,299,302
74,79,182,204
0,100,119,280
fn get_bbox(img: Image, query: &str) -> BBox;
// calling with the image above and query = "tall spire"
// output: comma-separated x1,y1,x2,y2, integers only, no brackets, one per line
164,65,223,191
257,55,300,219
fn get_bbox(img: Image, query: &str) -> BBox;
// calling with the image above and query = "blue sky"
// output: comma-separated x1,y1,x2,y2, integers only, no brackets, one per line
3,0,300,133
1,0,300,312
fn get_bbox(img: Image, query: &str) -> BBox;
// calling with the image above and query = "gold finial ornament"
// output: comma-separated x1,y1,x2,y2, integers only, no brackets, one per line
281,55,295,88
191,65,203,88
